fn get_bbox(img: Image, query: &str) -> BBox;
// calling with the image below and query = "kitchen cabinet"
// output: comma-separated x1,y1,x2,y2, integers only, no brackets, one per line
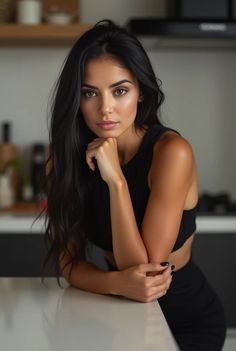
0,206,52,277
0,233,50,276
192,232,236,328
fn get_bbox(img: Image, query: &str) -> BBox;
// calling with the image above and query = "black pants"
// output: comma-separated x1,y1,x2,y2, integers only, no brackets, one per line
159,259,226,351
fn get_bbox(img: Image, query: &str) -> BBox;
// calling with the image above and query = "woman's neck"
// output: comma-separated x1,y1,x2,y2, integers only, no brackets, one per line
117,127,147,166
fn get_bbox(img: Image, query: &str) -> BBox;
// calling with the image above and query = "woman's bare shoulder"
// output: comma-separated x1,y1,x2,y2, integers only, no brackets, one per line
148,131,195,189
153,131,194,164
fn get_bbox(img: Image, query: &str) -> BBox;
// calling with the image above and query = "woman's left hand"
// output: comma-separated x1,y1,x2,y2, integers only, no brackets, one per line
86,137,124,184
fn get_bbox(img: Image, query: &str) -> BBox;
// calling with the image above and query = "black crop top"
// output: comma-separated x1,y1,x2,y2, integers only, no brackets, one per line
84,124,197,252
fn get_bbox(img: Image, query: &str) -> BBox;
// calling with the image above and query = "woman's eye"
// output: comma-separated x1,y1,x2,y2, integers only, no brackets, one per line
114,88,128,96
82,90,97,98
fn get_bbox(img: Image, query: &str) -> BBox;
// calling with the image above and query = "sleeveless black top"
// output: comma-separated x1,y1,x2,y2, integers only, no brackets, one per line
84,124,197,252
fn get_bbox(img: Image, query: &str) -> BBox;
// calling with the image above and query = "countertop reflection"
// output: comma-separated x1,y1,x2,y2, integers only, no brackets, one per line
0,278,178,351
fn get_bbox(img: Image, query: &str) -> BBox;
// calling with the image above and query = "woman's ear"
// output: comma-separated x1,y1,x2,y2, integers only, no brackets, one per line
138,94,143,102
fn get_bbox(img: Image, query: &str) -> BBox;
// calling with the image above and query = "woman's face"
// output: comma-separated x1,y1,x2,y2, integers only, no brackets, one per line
80,56,141,139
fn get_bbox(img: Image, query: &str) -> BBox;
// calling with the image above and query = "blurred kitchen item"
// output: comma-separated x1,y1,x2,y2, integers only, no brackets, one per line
0,172,14,209
170,0,233,20
128,1,236,39
38,192,47,211
0,121,21,202
22,182,33,201
17,0,42,24
0,0,14,22
2,121,10,142
0,121,18,169
42,0,79,23
31,143,45,201
44,7,74,24
197,192,234,214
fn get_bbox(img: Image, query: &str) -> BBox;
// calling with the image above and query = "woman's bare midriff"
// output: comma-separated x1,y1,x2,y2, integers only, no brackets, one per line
104,233,195,272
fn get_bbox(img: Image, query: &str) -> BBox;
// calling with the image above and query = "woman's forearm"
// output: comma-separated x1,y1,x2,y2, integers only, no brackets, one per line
63,259,119,295
62,259,172,303
108,178,148,270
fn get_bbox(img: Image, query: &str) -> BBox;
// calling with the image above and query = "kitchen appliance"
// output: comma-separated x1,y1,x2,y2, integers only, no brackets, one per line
127,0,236,38
170,0,233,20
197,192,236,214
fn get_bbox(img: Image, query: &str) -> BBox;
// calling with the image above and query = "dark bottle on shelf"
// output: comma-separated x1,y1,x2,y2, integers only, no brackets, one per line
31,143,45,201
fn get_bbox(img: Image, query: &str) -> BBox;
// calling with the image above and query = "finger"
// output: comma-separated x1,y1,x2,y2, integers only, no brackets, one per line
156,289,168,300
146,264,170,276
162,266,172,281
148,268,172,288
137,262,170,274
86,150,96,171
145,287,168,303
166,275,172,290
88,136,107,145
87,141,102,150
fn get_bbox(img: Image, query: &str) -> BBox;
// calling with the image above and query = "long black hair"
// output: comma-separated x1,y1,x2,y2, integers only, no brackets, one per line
44,20,165,280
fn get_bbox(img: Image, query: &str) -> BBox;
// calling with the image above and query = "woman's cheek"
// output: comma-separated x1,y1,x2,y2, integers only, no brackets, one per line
120,98,138,119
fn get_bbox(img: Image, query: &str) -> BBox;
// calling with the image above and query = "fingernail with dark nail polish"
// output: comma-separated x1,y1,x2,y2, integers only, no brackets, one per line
160,262,169,267
171,265,175,270
171,271,174,276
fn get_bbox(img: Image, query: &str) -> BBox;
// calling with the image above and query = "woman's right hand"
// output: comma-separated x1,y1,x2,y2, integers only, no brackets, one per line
112,263,172,303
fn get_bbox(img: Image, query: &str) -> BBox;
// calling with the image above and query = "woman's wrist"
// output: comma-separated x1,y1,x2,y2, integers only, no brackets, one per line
107,270,122,296
107,174,127,191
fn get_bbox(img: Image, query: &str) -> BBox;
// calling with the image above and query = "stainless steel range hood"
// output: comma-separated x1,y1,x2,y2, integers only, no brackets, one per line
127,18,236,38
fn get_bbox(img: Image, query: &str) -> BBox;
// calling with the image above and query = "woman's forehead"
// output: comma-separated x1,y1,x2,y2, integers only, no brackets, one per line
83,56,137,85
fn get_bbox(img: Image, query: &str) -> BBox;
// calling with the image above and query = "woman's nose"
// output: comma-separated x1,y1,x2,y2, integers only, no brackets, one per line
100,93,113,116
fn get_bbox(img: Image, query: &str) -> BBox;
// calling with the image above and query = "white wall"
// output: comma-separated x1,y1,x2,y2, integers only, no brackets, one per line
0,0,235,198
80,0,167,25
148,49,236,197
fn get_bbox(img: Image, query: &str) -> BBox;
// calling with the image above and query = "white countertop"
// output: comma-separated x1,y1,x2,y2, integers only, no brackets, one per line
0,214,236,233
0,278,178,351
0,214,44,233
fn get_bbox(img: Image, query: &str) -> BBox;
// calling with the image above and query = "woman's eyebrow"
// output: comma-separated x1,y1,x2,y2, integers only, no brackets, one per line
110,79,134,88
82,79,134,89
82,83,98,89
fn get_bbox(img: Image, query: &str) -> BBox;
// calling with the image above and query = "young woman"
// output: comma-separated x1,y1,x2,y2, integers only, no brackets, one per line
45,20,226,350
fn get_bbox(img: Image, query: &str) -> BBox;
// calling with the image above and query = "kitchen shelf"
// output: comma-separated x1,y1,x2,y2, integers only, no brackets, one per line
0,201,40,216
0,23,92,46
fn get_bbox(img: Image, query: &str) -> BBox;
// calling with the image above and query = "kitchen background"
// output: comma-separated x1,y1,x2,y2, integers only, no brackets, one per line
0,0,236,205
0,1,236,350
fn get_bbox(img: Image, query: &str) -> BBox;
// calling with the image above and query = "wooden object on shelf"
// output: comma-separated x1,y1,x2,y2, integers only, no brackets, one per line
42,0,80,23
0,143,18,168
0,0,15,22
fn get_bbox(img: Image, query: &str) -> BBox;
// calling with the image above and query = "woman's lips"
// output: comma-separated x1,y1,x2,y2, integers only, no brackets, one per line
97,121,119,130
